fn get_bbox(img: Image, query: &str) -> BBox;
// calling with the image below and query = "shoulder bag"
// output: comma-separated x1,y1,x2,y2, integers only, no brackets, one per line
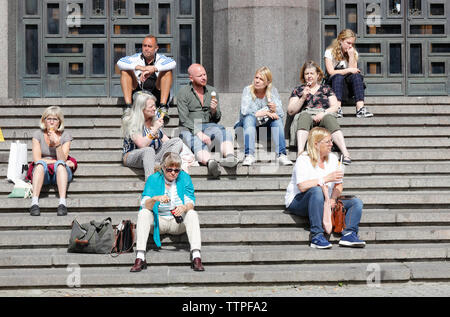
68,217,115,254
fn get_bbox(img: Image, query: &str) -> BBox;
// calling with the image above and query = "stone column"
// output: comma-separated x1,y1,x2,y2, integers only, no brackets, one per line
213,0,320,93
0,0,8,98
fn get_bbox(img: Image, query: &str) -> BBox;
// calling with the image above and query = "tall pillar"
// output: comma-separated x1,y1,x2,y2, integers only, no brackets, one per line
213,0,321,93
0,0,8,98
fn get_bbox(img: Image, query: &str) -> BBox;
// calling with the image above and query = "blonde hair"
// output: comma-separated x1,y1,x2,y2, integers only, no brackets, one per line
299,61,325,84
307,127,331,168
121,92,157,139
40,106,65,132
154,152,182,174
249,66,273,101
327,29,358,63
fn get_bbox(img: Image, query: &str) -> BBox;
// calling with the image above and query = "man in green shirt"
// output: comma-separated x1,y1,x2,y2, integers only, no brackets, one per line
177,64,238,178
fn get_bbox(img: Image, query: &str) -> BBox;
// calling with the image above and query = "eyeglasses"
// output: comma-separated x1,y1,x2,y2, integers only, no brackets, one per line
165,168,181,173
320,139,333,144
46,117,59,122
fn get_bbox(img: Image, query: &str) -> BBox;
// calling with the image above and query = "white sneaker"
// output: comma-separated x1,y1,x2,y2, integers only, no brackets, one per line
277,154,293,166
242,155,256,166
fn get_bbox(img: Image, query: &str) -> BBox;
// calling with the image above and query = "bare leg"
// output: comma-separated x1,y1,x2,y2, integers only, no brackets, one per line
56,164,68,199
32,164,45,199
221,141,235,157
156,70,173,105
120,70,138,105
356,100,364,112
331,130,350,158
296,130,309,156
196,150,212,165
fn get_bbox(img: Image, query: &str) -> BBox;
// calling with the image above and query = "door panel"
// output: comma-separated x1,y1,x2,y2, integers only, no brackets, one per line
321,0,450,96
18,0,197,98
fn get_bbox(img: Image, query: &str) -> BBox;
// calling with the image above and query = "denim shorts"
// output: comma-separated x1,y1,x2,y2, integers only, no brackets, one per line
35,160,73,185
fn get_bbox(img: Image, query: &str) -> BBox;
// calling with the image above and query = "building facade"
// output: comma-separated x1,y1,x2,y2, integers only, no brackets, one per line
1,0,449,98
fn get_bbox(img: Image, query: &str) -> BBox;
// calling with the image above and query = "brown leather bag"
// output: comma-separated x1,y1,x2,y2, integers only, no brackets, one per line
331,199,346,233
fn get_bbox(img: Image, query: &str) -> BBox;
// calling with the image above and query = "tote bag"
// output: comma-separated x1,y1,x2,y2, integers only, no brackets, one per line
7,140,28,182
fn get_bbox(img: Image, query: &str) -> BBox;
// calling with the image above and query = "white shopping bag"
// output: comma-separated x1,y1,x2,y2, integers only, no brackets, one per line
7,140,28,182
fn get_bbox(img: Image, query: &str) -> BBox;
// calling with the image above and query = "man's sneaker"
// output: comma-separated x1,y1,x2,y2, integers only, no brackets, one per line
220,154,239,168
336,107,344,118
242,154,256,166
339,231,366,248
157,104,170,125
356,106,374,118
277,154,293,166
310,233,332,249
207,159,221,178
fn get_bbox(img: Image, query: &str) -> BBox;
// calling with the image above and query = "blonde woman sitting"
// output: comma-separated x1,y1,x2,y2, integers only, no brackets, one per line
121,92,184,181
235,66,292,166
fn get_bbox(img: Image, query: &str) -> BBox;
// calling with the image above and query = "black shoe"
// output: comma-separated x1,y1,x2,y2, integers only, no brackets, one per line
57,204,68,216
30,205,40,216
207,159,221,178
158,104,170,125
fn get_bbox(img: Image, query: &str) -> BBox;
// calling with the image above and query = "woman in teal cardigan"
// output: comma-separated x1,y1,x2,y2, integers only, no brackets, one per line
131,152,204,272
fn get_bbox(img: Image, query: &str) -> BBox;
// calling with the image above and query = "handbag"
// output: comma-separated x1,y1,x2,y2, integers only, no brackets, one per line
331,199,346,233
7,140,28,182
110,220,136,257
68,217,115,254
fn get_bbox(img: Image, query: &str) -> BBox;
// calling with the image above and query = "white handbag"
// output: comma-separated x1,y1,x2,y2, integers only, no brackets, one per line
7,140,28,182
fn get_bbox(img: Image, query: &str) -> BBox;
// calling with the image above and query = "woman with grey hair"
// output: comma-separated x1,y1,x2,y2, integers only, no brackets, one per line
130,152,204,272
121,92,183,180
30,106,75,216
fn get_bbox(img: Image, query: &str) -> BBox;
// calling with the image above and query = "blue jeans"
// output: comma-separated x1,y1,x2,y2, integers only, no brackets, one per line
287,186,363,238
35,160,73,185
242,114,287,156
179,123,233,155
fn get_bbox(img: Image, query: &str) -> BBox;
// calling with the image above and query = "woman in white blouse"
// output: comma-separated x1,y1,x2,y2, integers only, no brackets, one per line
235,66,292,166
285,127,365,249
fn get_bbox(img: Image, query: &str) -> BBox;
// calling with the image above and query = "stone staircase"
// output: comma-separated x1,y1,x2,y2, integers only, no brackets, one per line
0,96,449,288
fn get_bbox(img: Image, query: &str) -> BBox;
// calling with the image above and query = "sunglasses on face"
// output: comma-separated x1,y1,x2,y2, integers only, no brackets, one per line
165,168,181,173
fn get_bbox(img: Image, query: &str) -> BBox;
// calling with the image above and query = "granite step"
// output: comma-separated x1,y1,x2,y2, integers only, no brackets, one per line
0,226,449,249
0,209,449,229
0,244,448,268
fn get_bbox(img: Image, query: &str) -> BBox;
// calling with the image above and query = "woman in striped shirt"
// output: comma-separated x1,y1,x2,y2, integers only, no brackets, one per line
121,92,183,181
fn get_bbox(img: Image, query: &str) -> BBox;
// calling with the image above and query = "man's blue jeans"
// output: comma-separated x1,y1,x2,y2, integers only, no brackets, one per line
242,114,287,156
287,186,363,238
179,123,233,155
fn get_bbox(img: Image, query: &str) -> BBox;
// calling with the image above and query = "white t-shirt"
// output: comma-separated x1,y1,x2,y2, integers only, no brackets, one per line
285,152,342,208
324,48,359,70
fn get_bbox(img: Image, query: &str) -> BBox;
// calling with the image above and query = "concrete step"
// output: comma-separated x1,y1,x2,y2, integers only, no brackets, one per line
1,136,448,151
1,148,448,165
342,126,450,137
0,118,122,128
1,190,450,211
1,226,449,249
0,244,448,268
0,262,419,288
0,161,443,177
1,175,448,195
3,126,450,143
0,209,449,229
0,190,450,211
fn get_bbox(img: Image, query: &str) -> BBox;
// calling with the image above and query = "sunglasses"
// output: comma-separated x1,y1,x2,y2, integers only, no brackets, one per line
165,168,181,173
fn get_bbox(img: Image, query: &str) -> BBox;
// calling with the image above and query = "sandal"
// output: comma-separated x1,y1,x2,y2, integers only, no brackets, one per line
343,156,352,165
